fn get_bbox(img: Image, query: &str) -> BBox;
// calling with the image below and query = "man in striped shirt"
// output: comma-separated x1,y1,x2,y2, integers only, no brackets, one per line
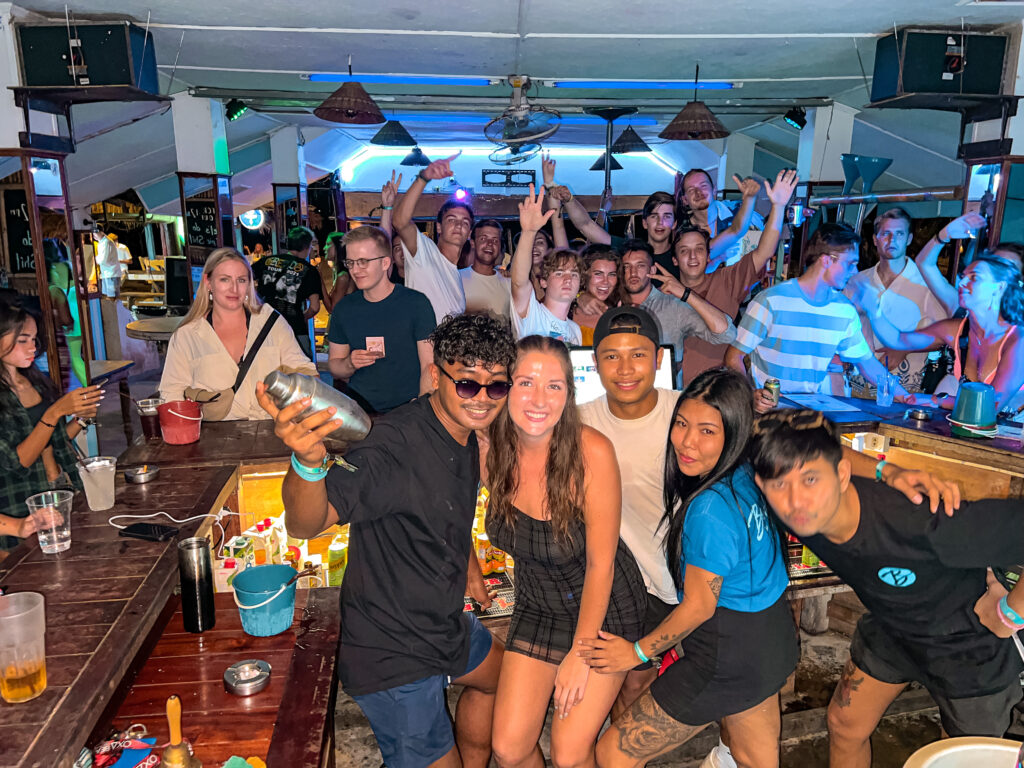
726,223,908,412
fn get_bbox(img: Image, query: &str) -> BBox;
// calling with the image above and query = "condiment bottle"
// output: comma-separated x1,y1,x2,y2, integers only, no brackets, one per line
263,371,371,443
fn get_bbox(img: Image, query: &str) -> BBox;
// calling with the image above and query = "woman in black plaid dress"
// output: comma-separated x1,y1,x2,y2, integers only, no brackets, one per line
486,334,644,768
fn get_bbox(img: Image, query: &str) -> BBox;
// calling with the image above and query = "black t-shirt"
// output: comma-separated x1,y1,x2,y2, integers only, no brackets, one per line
327,285,436,413
797,478,1024,696
324,396,479,696
252,253,321,341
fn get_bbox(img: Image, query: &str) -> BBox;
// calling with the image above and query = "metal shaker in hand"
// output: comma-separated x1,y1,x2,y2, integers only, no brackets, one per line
263,371,371,443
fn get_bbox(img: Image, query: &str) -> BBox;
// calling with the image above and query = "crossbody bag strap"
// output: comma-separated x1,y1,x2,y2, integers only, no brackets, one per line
232,312,279,392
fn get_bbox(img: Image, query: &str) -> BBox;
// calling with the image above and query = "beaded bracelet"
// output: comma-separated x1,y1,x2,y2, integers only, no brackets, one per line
291,452,329,482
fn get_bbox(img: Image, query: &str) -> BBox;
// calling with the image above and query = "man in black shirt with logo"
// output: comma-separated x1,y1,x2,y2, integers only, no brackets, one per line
252,225,322,359
256,313,515,768
749,409,1024,768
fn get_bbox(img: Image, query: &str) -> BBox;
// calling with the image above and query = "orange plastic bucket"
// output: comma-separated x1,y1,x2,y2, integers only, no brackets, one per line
157,400,202,444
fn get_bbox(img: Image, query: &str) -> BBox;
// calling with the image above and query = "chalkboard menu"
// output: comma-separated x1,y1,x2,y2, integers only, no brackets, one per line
184,199,219,248
3,189,35,273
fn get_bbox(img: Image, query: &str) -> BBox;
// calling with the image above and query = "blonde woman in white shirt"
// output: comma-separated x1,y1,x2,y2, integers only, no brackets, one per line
159,248,316,421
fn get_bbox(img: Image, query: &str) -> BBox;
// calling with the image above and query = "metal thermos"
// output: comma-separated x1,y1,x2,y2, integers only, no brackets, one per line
263,371,372,443
178,538,216,633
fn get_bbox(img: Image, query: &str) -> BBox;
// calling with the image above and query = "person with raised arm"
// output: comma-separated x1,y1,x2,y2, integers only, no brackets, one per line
861,249,1024,413
393,152,471,323
677,169,764,269
914,212,1005,315
510,185,583,344
676,169,798,384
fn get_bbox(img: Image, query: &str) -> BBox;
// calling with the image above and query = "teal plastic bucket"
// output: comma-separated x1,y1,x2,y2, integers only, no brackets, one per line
232,564,296,637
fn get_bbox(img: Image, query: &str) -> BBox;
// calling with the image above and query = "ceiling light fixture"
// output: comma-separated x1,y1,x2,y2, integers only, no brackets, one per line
659,64,730,141
225,98,248,121
611,125,652,154
314,55,385,124
783,106,807,130
399,147,432,167
370,120,417,146
552,79,734,90
306,73,493,86
590,152,623,172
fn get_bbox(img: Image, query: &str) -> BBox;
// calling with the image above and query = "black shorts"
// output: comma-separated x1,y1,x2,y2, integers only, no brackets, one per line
850,614,1023,737
650,594,798,725
634,593,676,671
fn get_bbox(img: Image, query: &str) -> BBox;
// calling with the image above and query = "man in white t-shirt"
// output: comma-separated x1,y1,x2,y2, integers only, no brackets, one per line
509,185,582,344
394,153,470,323
459,218,511,324
580,304,738,768
578,307,677,711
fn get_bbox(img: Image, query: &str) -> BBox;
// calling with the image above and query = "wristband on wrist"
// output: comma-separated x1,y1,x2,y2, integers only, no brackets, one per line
39,418,56,429
417,170,430,183
633,641,650,664
937,231,951,244
291,452,330,482
875,460,888,483
381,205,393,210
681,287,691,303
1000,596,1024,627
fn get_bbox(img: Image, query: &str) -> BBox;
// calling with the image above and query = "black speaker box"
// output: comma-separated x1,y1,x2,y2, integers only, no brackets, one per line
164,257,191,308
871,29,1006,102
17,22,158,93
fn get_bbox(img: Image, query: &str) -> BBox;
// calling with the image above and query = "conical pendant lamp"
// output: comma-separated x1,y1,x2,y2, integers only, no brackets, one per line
314,56,385,124
371,120,416,146
611,125,651,154
659,65,729,141
590,152,623,172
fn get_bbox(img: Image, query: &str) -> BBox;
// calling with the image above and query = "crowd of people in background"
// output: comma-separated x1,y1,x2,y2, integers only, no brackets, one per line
244,152,1024,767
4,146,1024,768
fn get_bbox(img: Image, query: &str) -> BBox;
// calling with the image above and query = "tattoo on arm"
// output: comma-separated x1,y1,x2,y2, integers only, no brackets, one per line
707,575,723,601
831,659,865,709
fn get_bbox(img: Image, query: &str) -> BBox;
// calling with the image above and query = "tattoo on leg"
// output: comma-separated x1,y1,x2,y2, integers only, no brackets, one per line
616,691,703,759
831,660,865,709
707,575,723,601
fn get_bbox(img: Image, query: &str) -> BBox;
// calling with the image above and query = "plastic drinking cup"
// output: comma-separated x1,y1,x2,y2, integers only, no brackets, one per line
0,592,47,703
25,490,73,554
77,456,117,511
876,372,895,408
137,397,164,441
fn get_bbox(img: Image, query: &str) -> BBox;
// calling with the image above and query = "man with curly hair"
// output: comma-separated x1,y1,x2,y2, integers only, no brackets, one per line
256,313,516,768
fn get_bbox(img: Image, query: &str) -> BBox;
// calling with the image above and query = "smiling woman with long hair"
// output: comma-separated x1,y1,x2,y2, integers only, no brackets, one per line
0,302,103,553
485,334,645,768
584,367,797,768
159,248,316,420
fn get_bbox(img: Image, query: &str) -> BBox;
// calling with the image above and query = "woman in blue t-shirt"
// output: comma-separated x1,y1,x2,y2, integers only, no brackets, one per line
583,367,798,767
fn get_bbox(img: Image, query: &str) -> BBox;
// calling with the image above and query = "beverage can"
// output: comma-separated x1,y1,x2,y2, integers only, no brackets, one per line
765,379,781,406
328,538,348,586
489,547,506,574
476,533,493,576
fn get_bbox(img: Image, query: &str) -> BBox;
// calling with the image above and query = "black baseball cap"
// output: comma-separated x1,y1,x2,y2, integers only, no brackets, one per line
592,306,661,351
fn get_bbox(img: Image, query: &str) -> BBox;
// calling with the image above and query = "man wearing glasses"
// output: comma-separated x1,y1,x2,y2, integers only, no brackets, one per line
258,312,515,768
327,226,435,414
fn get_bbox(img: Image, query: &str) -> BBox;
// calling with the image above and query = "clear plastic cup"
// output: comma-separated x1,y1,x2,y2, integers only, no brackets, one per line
0,592,47,703
77,456,117,511
26,490,73,554
876,372,896,408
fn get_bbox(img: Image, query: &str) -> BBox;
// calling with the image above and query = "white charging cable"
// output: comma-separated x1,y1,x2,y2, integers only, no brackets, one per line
107,508,241,558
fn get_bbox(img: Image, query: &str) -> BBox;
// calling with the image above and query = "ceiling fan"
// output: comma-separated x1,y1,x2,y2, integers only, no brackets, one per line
488,142,542,165
484,75,561,146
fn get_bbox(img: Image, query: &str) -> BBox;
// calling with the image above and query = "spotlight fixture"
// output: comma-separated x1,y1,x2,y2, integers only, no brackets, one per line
400,147,431,167
783,107,807,130
370,120,417,147
225,99,248,121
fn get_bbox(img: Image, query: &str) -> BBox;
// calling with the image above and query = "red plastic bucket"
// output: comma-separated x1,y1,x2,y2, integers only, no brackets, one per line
157,400,203,444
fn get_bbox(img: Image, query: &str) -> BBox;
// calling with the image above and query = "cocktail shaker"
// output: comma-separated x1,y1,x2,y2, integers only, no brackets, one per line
178,538,215,633
263,371,371,443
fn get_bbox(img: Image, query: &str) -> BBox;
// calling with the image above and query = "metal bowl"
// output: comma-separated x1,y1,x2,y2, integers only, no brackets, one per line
907,408,930,421
125,465,160,484
224,659,272,696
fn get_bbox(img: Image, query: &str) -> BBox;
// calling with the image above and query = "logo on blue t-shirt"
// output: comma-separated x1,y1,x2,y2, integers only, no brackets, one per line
877,566,916,588
747,501,768,542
